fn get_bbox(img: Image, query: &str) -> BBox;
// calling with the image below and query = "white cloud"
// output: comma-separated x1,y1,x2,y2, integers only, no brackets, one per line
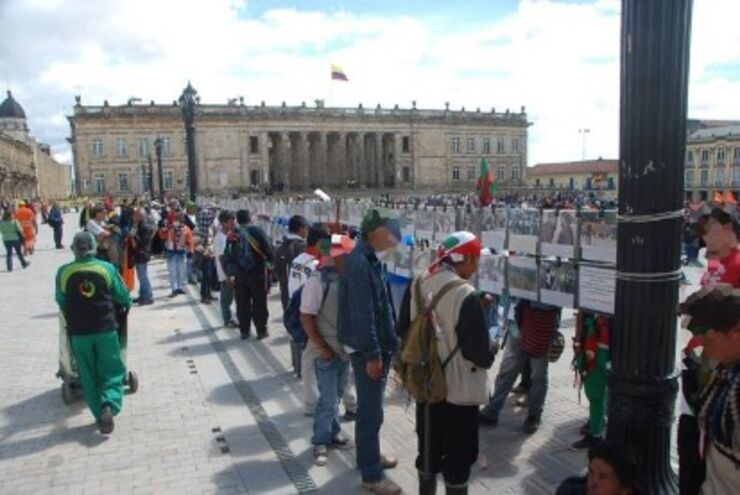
0,0,738,170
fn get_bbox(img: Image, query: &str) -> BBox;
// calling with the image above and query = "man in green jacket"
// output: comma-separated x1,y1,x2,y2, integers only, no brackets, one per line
55,232,132,434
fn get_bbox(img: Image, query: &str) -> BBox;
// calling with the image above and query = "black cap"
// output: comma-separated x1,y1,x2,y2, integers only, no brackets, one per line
288,215,309,233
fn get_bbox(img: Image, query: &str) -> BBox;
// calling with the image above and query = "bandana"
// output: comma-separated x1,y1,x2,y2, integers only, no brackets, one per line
429,231,481,273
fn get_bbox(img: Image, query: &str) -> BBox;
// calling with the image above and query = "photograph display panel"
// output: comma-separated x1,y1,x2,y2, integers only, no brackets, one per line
508,209,540,254
580,210,618,263
433,210,456,242
507,256,538,301
480,207,507,252
540,210,577,258
414,208,436,245
539,260,577,307
391,245,413,278
478,252,507,295
578,264,616,314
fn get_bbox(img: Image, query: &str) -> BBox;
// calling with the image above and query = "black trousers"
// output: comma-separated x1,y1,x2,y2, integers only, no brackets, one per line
678,414,705,495
234,269,269,337
200,258,216,300
53,224,63,248
415,400,479,486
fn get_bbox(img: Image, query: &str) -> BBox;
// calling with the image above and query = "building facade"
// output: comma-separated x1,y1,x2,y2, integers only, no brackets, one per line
524,159,619,198
0,91,72,199
684,124,740,202
68,90,529,197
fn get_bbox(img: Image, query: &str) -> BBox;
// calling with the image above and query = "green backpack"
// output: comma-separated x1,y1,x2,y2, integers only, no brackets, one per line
397,278,467,404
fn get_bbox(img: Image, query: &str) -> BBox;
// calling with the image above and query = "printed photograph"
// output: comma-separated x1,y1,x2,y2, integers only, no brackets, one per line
580,210,618,263
508,208,540,254
433,209,456,241
507,256,538,301
539,260,577,307
478,252,506,295
392,245,413,277
540,210,577,257
414,208,436,243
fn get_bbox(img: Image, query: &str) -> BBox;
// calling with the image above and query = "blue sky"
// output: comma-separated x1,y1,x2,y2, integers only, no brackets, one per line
0,0,737,167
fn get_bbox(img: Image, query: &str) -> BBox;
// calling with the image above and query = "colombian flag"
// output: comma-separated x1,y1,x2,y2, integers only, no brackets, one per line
476,157,497,206
331,65,348,81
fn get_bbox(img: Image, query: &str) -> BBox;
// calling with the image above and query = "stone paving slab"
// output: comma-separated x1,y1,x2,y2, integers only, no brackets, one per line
0,215,701,494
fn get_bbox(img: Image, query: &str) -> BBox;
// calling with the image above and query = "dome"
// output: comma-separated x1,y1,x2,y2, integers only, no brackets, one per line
0,91,26,119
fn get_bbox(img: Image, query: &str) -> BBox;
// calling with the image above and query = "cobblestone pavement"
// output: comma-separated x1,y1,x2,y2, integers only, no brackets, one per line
0,215,701,494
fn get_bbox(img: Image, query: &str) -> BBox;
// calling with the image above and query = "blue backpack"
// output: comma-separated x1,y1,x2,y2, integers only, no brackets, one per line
283,269,334,344
223,227,257,276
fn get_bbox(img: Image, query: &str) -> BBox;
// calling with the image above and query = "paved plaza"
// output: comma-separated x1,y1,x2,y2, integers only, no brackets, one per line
0,216,700,494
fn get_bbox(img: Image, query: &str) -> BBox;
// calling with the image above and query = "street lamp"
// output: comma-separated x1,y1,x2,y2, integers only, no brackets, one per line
178,82,198,201
154,136,165,203
609,1,693,492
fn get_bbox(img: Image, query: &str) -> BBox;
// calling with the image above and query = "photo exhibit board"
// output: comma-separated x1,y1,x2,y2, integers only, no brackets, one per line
539,259,577,308
414,208,436,245
578,264,616,314
508,208,541,255
540,210,577,258
391,245,412,278
348,201,365,227
433,209,456,242
480,207,507,252
507,256,539,301
478,252,507,295
580,210,618,264
399,209,416,238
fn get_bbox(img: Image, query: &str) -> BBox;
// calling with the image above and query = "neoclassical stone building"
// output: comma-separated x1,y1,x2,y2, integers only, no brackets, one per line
0,91,72,200
68,88,529,197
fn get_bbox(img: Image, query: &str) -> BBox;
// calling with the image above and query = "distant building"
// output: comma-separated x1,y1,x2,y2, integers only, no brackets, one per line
67,86,530,197
684,124,740,202
0,91,72,199
524,158,618,198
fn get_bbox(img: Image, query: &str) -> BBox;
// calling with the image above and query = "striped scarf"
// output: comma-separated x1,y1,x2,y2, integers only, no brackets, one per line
699,363,740,467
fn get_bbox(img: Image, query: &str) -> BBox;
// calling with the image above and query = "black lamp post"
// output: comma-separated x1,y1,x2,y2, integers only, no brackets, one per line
608,1,693,493
147,154,155,199
154,136,165,203
179,81,198,201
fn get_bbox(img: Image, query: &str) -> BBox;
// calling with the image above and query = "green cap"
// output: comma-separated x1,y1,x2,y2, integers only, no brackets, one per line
360,208,401,241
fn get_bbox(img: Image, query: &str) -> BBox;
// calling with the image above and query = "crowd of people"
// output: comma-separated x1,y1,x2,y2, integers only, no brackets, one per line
0,197,68,271
3,190,738,495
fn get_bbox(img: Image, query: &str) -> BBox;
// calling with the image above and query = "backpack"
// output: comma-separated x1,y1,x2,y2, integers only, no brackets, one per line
275,238,306,290
223,227,258,276
397,277,467,404
282,269,333,344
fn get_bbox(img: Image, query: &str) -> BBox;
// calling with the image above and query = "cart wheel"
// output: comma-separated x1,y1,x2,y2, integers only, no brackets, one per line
61,382,74,405
127,370,139,394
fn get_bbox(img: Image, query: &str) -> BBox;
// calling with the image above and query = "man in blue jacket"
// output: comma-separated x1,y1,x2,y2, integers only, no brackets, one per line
338,208,402,495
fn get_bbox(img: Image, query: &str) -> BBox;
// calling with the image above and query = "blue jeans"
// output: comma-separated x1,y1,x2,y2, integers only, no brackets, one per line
219,281,234,323
481,335,549,419
312,356,349,446
4,240,26,271
351,352,391,483
135,262,153,301
166,252,186,291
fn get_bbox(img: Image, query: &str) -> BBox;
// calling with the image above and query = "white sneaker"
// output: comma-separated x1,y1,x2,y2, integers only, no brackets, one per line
362,478,403,495
313,445,328,466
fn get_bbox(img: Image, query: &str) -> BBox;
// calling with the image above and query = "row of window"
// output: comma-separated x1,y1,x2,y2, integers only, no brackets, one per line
686,146,740,166
450,164,521,182
88,171,176,194
685,167,740,187
532,177,616,190
91,137,175,159
450,137,520,155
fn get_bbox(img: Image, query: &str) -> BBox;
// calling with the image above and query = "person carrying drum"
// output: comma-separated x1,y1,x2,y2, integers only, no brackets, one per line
55,232,132,434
